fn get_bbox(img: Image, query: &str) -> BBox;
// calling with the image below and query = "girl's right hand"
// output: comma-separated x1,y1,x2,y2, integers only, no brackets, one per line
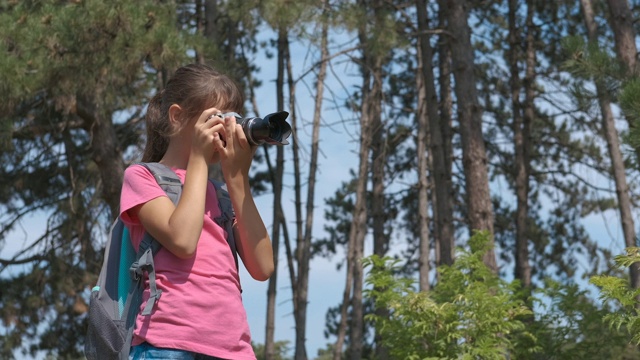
192,108,226,163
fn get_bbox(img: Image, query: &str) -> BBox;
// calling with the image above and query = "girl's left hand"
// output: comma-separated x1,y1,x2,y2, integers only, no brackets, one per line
213,114,256,179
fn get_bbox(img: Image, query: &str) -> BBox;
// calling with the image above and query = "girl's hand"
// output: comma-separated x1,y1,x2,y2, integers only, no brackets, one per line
192,108,226,163
214,114,256,180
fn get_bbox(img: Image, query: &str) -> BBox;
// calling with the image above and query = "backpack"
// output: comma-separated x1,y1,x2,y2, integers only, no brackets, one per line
84,162,237,360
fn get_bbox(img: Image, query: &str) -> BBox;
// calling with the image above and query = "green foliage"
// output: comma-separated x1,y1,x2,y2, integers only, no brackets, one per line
619,78,640,128
364,232,639,359
253,340,293,360
532,278,638,359
311,343,341,360
619,78,640,154
364,231,535,360
590,247,640,345
562,35,622,88
0,0,190,112
562,30,640,166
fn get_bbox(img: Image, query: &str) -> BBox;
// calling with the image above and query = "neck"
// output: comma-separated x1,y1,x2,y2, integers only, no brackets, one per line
160,136,190,170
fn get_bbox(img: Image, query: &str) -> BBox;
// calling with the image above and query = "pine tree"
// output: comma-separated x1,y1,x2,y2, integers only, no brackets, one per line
0,0,193,357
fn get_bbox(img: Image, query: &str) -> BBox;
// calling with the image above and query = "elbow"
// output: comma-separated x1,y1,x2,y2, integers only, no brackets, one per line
252,264,275,282
252,273,272,282
173,247,197,260
165,235,198,259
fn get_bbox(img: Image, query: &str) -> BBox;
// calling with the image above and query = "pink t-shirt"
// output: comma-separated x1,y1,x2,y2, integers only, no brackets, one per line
119,164,255,359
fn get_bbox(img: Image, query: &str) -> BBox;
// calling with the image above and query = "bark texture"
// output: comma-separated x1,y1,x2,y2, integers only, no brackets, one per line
417,0,454,268
446,0,497,272
589,0,639,289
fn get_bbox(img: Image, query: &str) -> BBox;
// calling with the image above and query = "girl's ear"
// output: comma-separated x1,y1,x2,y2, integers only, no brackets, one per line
168,104,183,131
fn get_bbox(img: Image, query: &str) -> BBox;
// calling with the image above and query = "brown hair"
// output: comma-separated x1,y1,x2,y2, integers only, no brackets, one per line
142,64,245,162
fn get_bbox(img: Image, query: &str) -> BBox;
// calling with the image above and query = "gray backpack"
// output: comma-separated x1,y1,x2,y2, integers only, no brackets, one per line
84,162,237,360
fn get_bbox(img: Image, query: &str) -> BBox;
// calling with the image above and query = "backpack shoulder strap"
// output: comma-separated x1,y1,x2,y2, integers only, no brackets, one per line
210,179,234,219
137,162,183,205
127,162,183,315
210,179,239,269
132,162,182,258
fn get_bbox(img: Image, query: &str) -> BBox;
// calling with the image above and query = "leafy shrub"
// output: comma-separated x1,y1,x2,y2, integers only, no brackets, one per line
590,247,640,345
363,231,535,360
532,278,637,359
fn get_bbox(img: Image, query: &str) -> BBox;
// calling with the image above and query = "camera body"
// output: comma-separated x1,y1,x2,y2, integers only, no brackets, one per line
215,111,291,146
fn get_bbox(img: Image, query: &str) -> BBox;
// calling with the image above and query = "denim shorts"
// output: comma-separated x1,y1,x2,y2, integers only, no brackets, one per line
130,342,225,360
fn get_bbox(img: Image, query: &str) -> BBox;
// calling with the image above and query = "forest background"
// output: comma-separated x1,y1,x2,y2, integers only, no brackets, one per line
3,0,640,359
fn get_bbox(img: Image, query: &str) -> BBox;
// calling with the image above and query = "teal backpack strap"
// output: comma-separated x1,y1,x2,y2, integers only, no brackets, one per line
211,179,239,270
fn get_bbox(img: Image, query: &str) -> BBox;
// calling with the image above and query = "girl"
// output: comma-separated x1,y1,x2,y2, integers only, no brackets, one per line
119,63,274,359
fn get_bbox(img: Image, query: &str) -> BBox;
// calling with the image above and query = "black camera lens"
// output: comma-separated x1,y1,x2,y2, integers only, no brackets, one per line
239,111,292,146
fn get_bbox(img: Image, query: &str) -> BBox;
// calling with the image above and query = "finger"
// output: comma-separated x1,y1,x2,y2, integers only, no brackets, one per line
199,108,222,125
212,132,226,151
234,123,250,149
201,119,224,135
199,112,225,135
218,130,227,148
222,114,238,146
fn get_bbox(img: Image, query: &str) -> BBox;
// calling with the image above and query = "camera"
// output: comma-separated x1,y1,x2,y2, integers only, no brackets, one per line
214,111,292,146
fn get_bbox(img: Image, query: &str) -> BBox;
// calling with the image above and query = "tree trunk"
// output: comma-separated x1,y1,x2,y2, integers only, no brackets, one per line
509,0,533,291
334,9,373,356
348,98,369,360
605,0,640,165
371,88,386,262
75,97,123,218
265,27,288,360
203,0,218,41
415,26,432,292
369,6,388,358
437,0,455,271
286,29,308,360
295,2,330,358
586,0,639,289
606,0,637,75
264,201,282,360
370,1,387,261
446,0,497,272
194,0,204,64
261,146,295,360
417,0,454,267
350,2,386,358
519,0,536,290
333,240,354,360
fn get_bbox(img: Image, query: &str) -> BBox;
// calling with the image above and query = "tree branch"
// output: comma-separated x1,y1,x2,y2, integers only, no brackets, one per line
0,254,47,267
12,119,86,141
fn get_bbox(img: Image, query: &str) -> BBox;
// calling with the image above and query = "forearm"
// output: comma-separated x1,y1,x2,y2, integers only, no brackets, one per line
226,175,274,281
166,154,208,257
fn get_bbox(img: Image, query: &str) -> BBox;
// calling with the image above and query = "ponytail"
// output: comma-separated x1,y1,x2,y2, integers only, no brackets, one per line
141,89,169,162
